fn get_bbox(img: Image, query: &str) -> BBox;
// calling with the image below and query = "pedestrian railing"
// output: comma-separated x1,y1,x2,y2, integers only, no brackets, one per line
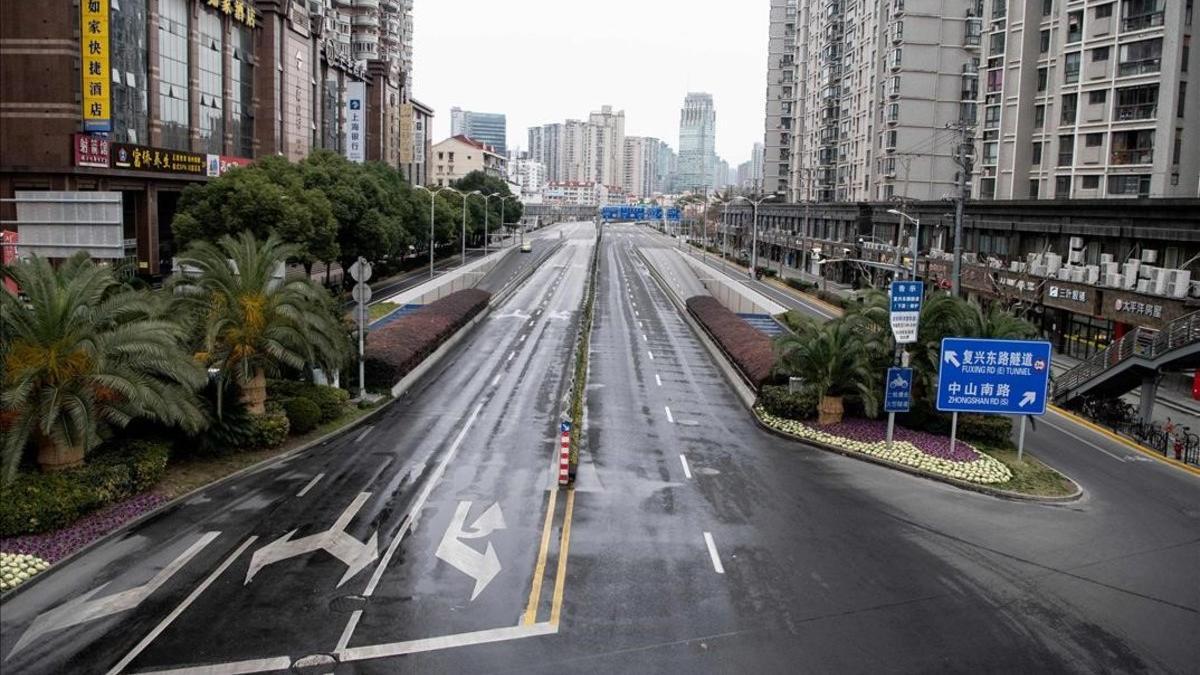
1053,310,1200,402
1074,396,1200,466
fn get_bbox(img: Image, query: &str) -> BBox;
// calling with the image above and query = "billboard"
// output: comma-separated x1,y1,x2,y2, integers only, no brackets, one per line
11,191,124,259
344,81,366,163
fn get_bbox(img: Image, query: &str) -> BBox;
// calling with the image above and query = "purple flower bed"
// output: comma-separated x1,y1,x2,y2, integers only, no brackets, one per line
820,418,981,463
0,493,167,563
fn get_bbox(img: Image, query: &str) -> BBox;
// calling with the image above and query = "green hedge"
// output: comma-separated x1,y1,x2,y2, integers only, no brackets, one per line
268,380,349,423
283,397,321,435
757,385,817,420
250,405,290,449
0,440,170,537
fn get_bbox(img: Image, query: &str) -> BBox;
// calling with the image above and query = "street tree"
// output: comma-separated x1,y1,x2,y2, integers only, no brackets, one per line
0,255,207,480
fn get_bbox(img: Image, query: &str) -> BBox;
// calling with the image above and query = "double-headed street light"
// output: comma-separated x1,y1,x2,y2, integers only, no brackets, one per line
502,194,522,246
414,184,459,279
481,192,522,255
735,193,780,281
711,195,735,274
885,208,921,280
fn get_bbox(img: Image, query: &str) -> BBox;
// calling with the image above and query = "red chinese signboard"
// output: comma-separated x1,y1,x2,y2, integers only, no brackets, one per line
73,133,111,168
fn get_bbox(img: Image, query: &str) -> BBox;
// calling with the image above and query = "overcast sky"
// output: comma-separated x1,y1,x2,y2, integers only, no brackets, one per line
412,0,770,166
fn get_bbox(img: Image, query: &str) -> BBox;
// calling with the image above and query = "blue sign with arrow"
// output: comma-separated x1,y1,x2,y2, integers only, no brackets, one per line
884,367,913,413
936,338,1052,415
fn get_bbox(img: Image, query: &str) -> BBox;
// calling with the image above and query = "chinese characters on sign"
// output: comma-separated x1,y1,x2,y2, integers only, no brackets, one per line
889,281,924,345
205,0,255,27
1048,285,1087,304
80,0,111,132
73,133,111,168
936,338,1052,415
1114,298,1163,319
344,82,366,163
884,367,913,413
112,143,206,175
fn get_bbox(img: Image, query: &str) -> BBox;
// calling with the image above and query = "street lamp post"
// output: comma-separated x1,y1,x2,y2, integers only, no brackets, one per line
711,196,733,274
502,194,521,247
414,185,459,279
884,207,922,455
461,190,482,267
735,193,779,280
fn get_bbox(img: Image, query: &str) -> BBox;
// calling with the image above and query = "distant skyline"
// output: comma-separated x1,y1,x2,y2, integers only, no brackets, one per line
412,0,769,166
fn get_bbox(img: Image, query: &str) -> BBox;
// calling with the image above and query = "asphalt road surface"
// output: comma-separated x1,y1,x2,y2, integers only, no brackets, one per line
1,221,1197,674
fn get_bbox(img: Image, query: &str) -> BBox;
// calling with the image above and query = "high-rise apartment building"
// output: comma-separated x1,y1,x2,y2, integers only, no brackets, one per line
624,136,650,198
975,0,1200,200
678,92,717,192
335,0,410,72
586,105,626,188
449,107,507,155
750,141,766,192
763,0,798,197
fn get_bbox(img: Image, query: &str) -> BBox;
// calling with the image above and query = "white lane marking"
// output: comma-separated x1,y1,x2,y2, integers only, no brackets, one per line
528,319,536,326
490,373,502,387
338,623,557,663
354,426,374,444
703,532,725,574
664,406,674,424
131,656,295,675
638,321,643,328
655,373,662,387
1043,417,1134,462
296,473,325,497
635,311,640,317
647,351,654,361
642,333,648,341
508,351,516,362
520,334,527,343
680,454,692,479
107,537,260,675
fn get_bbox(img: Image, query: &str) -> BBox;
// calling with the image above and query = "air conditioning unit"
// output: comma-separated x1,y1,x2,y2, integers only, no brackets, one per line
1070,267,1085,283
1009,261,1021,273
1102,261,1120,277
1139,265,1158,281
1141,249,1158,264
1031,264,1048,277
1100,253,1114,265
1045,253,1063,276
1189,280,1200,299
1085,265,1100,285
1137,279,1153,294
1069,236,1084,250
1154,274,1170,296
1105,273,1124,288
1057,267,1072,281
1068,249,1084,264
1173,271,1193,298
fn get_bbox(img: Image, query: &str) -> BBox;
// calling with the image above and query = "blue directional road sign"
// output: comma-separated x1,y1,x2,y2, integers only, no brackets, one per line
884,367,913,413
889,281,924,344
936,338,1052,415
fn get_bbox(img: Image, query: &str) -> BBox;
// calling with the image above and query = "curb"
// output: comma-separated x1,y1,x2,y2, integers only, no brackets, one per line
763,278,846,316
0,255,547,603
1049,405,1200,478
752,410,1084,503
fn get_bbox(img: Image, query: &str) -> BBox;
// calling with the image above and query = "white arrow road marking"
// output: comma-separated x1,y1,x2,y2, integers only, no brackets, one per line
245,493,378,588
436,501,507,601
1019,392,1037,407
10,532,220,658
943,351,960,368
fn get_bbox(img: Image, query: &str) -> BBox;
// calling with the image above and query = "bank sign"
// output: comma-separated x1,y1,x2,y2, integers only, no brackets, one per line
936,338,1052,415
344,82,365,163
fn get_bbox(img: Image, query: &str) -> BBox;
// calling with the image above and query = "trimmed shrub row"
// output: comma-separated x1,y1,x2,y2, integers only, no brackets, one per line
686,295,775,389
0,440,169,537
364,288,491,389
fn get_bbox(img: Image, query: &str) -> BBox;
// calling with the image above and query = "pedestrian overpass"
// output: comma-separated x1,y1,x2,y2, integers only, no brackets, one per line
1053,310,1200,420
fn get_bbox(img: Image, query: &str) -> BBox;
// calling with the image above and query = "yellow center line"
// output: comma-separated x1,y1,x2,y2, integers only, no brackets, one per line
549,488,576,627
522,488,558,625
1049,405,1200,477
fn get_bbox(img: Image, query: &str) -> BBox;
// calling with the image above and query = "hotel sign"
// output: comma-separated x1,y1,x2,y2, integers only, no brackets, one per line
80,0,111,132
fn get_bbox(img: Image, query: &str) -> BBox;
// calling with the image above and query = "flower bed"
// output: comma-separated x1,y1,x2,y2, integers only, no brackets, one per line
364,289,491,389
757,409,1013,485
1,553,49,593
0,493,168,565
686,296,774,388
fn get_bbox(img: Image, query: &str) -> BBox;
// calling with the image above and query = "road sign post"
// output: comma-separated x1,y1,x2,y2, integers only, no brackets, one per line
936,337,1053,457
349,257,372,400
887,281,923,453
884,367,913,453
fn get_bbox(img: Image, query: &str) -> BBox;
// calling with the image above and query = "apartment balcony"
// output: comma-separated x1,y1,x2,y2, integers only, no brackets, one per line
1115,103,1157,121
1118,58,1161,77
1111,148,1154,165
352,13,379,27
380,0,399,10
962,61,979,75
1122,10,1165,32
353,0,378,7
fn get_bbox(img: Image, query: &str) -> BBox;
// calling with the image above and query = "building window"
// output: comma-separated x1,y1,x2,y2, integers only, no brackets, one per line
983,142,998,164
1064,52,1081,83
110,0,148,145
1061,93,1078,124
1037,67,1048,91
1085,132,1103,147
984,105,1001,128
980,177,996,199
1121,0,1166,32
1067,10,1083,43
1043,0,1054,16
1082,175,1100,189
1032,141,1043,164
1111,129,1155,164
1034,104,1046,128
1180,82,1188,117
1174,130,1184,164
1107,174,1151,196
1115,84,1158,120
987,69,1004,93
1092,46,1110,62
229,24,254,157
157,0,189,151
1029,179,1040,198
1040,30,1050,53
197,10,223,155
989,33,1006,56
992,0,1007,19
1055,175,1071,197
1089,89,1108,104
1118,38,1163,76
1096,3,1114,19
1058,135,1075,165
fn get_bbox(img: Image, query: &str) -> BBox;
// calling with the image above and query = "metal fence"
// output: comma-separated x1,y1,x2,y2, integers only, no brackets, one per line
1073,396,1200,466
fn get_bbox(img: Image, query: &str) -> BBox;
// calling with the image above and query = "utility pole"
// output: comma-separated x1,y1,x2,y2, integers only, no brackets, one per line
949,122,973,298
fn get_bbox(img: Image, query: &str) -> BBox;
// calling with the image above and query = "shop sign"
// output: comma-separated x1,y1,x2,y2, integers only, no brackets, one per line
1114,297,1164,320
205,154,253,177
398,103,414,165
1045,282,1100,314
344,81,366,163
73,133,111,168
80,0,111,132
1102,289,1190,329
204,0,256,28
112,143,206,175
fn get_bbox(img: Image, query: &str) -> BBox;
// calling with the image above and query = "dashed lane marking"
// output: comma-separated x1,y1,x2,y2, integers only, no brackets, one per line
296,473,325,498
680,454,692,479
703,532,725,574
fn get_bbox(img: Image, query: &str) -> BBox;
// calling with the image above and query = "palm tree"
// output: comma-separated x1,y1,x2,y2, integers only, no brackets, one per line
775,314,882,424
1,255,207,480
173,232,349,415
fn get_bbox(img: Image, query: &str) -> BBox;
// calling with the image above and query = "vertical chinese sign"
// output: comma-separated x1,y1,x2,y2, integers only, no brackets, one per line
344,81,365,163
81,0,112,132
